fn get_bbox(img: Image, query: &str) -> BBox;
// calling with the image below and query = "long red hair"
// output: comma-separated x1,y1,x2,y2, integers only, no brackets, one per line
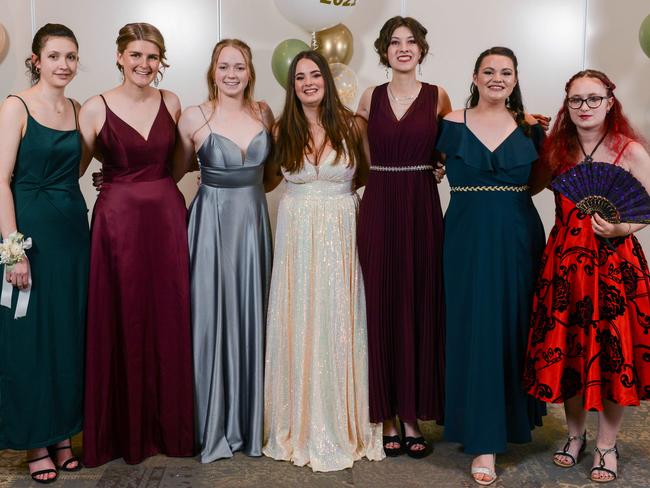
544,69,644,175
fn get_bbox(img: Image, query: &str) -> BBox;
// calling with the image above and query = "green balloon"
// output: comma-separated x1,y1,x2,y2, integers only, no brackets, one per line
641,14,650,59
271,39,310,89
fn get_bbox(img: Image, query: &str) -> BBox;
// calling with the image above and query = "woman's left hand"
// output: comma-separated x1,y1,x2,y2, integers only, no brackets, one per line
592,213,630,238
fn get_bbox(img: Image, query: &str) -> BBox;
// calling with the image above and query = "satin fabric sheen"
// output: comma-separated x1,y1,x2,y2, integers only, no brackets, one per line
189,130,272,462
83,95,194,467
0,97,88,449
263,152,384,472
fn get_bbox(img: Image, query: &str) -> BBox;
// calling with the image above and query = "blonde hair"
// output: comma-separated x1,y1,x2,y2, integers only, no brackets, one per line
115,23,169,75
206,39,256,108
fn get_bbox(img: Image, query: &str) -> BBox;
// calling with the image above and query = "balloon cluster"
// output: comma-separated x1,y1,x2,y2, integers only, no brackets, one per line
272,0,359,107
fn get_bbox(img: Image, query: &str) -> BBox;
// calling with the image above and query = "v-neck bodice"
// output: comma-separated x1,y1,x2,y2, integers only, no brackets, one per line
367,82,439,167
97,93,176,183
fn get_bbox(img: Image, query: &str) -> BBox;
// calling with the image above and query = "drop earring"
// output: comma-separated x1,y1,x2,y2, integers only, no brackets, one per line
385,66,390,79
418,63,422,77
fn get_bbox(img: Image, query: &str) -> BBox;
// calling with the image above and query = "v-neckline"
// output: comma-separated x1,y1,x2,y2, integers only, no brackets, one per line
106,96,164,143
202,129,266,163
463,110,519,154
385,82,424,123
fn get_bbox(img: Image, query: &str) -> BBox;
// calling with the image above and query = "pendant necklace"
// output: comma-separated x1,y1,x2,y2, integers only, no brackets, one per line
577,131,608,164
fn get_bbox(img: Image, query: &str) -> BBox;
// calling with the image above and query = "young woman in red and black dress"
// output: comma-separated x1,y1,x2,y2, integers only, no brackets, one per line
524,69,650,484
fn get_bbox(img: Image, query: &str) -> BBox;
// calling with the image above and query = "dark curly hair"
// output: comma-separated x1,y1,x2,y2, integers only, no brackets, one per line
25,23,78,85
374,16,429,68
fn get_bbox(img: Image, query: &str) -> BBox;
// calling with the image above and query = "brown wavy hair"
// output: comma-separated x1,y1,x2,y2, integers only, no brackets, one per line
374,16,429,68
206,39,256,110
115,23,169,79
544,69,644,174
272,50,363,173
25,24,78,85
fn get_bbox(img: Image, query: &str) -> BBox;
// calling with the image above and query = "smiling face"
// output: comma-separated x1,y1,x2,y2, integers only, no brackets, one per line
117,40,161,87
294,57,325,108
33,36,78,88
473,54,517,104
566,76,614,131
385,25,421,73
213,45,249,98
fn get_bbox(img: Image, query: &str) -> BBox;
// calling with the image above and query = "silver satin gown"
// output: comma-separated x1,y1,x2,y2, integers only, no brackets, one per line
188,128,272,462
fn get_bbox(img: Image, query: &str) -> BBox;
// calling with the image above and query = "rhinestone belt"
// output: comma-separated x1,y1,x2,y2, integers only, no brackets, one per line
370,165,434,172
449,185,530,192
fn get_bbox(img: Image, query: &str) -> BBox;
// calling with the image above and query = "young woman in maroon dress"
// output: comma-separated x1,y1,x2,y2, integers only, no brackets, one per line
79,23,194,467
524,70,650,483
356,16,451,457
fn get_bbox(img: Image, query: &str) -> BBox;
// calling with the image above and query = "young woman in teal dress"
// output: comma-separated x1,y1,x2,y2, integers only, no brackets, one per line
0,24,88,483
436,47,546,485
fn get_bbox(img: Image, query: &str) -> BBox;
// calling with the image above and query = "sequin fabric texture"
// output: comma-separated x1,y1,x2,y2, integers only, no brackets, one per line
263,151,385,472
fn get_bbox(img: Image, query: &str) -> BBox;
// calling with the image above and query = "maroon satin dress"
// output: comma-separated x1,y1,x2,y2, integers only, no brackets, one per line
358,83,445,423
83,94,194,467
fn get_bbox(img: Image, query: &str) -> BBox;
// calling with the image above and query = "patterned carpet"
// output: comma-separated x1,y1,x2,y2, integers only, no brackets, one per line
1,403,649,487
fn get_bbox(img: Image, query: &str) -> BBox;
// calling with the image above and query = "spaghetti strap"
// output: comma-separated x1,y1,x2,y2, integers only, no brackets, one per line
68,98,79,130
99,94,108,107
197,105,213,132
463,108,467,123
7,95,30,116
613,141,632,165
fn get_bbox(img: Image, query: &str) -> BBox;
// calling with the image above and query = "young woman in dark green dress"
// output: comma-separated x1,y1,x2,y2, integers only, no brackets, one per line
0,24,88,483
436,47,546,485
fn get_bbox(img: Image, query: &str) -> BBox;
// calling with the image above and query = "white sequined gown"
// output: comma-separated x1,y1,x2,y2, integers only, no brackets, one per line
263,151,384,472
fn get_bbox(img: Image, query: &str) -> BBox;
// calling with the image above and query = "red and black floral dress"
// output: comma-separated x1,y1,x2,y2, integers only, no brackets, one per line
524,158,650,411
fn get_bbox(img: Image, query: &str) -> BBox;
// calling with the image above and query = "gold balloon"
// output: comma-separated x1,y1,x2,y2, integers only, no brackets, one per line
315,23,353,65
0,24,8,61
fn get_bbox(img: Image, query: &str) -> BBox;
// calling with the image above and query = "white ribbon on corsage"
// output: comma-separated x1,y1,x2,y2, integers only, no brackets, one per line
0,237,32,319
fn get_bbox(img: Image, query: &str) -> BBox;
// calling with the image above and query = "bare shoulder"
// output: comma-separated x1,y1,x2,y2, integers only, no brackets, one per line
80,95,106,117
160,89,181,111
626,141,650,165
257,100,275,128
524,112,539,125
443,109,465,122
356,86,376,119
0,95,28,118
178,105,205,132
353,113,368,131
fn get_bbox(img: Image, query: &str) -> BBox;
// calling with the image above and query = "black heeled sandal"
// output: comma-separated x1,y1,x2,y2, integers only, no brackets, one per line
48,443,82,472
27,453,58,484
382,434,403,457
590,445,619,483
400,420,430,459
553,430,587,467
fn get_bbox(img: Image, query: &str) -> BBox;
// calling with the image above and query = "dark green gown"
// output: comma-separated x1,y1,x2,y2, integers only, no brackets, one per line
0,96,89,450
437,114,546,454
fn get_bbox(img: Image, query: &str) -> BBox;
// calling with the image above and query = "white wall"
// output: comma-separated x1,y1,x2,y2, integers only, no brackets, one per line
1,0,649,247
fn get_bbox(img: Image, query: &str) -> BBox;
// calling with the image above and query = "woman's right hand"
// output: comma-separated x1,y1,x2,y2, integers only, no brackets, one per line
6,257,31,290
92,170,103,191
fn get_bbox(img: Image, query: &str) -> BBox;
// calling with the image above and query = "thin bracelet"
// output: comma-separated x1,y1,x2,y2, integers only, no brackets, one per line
627,223,633,235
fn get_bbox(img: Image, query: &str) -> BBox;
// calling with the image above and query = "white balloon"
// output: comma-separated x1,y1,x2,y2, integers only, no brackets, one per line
330,62,358,108
274,0,357,33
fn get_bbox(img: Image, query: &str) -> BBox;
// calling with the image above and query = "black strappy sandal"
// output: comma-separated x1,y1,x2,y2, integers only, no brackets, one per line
48,443,82,472
400,420,431,459
27,453,58,484
382,434,403,457
590,445,619,483
553,430,587,467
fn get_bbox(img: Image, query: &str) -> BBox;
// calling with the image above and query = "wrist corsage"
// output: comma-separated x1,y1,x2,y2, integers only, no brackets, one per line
0,231,31,268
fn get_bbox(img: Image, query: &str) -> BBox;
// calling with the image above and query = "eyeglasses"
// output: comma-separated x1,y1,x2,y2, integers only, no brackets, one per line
567,95,611,110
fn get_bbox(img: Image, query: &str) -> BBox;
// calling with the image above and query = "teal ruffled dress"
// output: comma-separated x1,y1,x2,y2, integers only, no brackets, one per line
437,114,546,454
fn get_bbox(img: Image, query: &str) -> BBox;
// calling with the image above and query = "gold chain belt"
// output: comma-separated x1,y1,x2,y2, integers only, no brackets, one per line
370,165,434,172
449,185,530,192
